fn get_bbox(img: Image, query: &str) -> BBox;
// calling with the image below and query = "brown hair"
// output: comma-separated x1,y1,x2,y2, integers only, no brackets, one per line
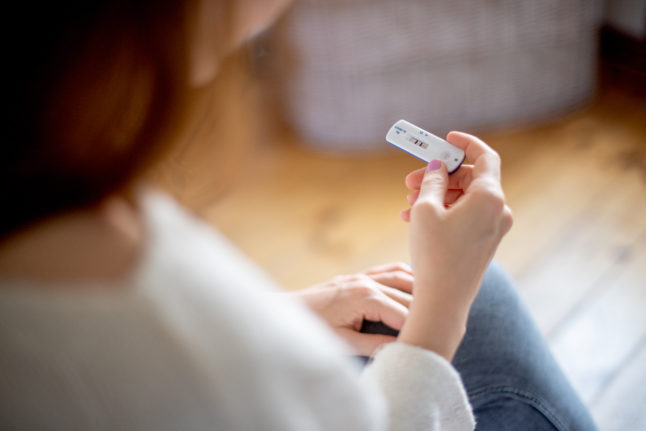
1,1,233,239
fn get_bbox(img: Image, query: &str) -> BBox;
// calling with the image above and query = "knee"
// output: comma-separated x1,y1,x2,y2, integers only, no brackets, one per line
470,261,522,320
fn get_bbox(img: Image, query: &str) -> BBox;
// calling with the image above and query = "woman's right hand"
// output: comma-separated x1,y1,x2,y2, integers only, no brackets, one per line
397,131,513,360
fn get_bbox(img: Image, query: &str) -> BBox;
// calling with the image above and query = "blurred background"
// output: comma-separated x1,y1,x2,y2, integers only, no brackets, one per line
155,1,646,429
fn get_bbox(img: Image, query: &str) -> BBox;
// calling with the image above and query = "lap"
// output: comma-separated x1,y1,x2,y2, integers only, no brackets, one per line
360,262,598,431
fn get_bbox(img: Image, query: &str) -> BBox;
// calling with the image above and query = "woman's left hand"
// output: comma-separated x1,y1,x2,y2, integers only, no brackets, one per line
287,262,413,356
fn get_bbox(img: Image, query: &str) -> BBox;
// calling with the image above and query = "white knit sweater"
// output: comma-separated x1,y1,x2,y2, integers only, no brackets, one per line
0,192,474,430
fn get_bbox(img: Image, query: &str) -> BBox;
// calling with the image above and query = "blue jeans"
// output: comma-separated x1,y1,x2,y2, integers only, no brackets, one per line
360,262,598,431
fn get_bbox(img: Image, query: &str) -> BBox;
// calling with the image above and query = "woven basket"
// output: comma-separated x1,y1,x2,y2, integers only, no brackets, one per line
265,0,603,152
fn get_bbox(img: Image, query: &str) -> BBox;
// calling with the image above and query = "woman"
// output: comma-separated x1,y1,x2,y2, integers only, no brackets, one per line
0,1,597,430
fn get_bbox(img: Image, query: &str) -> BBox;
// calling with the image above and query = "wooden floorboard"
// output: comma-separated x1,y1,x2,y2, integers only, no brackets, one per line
548,229,646,404
591,334,646,431
515,176,646,336
163,57,646,429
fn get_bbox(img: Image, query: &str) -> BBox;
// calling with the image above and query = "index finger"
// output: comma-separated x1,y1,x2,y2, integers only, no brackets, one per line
406,164,475,191
446,131,501,182
368,271,414,294
362,262,413,276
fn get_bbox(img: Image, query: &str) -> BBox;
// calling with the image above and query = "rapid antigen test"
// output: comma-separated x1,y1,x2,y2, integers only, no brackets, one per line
386,120,465,174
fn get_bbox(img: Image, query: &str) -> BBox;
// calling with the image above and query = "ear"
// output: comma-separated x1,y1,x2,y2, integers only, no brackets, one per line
187,0,223,87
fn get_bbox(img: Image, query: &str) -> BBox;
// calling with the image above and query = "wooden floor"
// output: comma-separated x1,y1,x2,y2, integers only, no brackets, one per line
160,58,646,430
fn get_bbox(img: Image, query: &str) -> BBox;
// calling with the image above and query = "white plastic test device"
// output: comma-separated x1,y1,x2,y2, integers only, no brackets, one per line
385,119,465,174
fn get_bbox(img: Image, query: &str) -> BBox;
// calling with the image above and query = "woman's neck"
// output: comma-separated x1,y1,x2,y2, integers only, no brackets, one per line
0,195,146,286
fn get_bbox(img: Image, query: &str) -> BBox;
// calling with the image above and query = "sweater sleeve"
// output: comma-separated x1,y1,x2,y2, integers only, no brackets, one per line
362,342,476,431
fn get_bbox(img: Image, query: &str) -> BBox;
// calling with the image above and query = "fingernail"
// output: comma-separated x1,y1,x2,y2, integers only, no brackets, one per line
427,160,441,172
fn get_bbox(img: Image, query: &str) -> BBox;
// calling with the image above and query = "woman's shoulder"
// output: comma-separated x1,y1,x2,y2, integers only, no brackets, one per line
134,190,364,379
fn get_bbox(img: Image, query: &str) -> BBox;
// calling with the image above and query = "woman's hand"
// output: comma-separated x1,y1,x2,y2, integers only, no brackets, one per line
398,131,513,360
288,262,414,356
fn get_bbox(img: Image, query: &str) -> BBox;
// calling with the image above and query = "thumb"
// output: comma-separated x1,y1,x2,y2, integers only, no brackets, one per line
417,159,448,206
